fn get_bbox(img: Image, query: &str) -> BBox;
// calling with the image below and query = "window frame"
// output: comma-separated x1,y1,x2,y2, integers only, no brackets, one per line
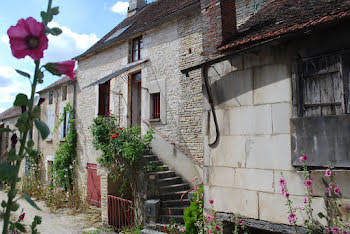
62,85,68,101
132,36,143,62
98,81,110,116
150,93,161,120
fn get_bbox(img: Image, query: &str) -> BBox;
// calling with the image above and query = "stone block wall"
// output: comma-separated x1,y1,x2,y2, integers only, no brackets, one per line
202,44,350,227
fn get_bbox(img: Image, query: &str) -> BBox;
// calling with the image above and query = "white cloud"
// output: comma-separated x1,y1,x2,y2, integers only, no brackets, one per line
0,107,4,113
111,1,129,14
44,22,100,62
0,35,9,44
0,66,16,78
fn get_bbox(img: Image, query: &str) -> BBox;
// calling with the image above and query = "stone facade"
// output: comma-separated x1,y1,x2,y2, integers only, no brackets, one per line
76,6,204,223
236,0,273,27
203,27,350,229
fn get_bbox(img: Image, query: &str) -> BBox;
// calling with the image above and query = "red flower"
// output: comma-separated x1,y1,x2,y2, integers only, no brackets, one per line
56,61,76,80
215,225,220,230
111,133,119,139
209,200,214,204
7,17,48,60
18,212,25,221
238,220,243,226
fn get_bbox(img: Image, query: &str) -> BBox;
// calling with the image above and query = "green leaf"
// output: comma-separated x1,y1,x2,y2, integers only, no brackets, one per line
8,149,19,161
43,63,60,76
32,106,41,119
51,6,59,15
14,222,26,232
27,140,34,148
15,69,31,78
51,27,62,36
0,162,17,181
0,128,11,133
40,11,47,23
10,202,19,211
34,119,50,140
1,201,7,208
23,194,41,211
13,93,29,107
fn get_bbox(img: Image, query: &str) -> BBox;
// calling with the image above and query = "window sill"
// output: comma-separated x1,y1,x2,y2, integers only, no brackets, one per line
59,138,66,142
46,139,53,142
149,118,161,122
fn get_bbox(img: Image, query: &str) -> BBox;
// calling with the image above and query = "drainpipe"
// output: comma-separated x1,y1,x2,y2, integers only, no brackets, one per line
72,82,76,117
202,65,219,147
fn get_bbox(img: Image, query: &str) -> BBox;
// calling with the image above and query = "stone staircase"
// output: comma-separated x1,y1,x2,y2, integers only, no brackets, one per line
143,153,191,227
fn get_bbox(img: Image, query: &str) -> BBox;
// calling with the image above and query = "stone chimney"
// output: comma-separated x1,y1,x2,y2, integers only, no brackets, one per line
201,0,237,60
128,0,147,17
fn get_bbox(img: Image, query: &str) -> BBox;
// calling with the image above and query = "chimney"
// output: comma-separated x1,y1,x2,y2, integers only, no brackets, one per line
201,0,237,60
128,0,147,17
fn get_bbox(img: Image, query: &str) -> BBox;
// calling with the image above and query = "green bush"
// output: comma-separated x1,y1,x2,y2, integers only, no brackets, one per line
184,185,204,234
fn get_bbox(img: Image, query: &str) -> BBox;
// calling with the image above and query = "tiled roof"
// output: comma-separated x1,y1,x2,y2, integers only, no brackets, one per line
219,0,350,51
0,106,21,121
74,0,200,60
37,76,73,93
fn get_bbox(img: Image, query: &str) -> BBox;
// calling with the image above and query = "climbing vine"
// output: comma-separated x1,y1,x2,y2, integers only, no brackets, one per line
90,113,153,198
52,103,77,193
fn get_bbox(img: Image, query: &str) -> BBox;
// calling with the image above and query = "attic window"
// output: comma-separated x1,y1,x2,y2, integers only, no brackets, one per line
132,36,143,62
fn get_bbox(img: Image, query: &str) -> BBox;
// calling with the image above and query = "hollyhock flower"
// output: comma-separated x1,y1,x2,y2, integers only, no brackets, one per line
238,220,243,226
216,225,220,231
209,228,212,234
206,215,213,221
281,188,287,195
300,205,305,210
18,213,25,221
325,169,332,177
299,155,308,163
209,200,214,204
332,227,339,234
288,213,296,225
196,199,199,203
285,193,290,198
200,193,203,199
279,178,286,186
342,230,348,234
345,206,350,212
304,197,308,203
193,185,198,190
304,179,313,187
328,187,332,196
325,227,330,233
56,61,76,80
7,17,48,60
334,187,340,195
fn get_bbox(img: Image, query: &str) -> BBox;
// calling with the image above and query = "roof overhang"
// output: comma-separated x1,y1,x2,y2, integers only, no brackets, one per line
83,58,149,89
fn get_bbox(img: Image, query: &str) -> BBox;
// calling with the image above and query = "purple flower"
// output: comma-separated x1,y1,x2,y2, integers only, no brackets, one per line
304,179,313,187
304,197,308,203
288,213,296,225
332,227,339,234
325,227,329,233
279,178,286,186
334,187,340,195
325,169,332,177
299,155,308,163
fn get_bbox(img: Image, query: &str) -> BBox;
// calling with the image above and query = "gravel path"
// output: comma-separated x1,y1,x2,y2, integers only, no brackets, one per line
0,191,100,234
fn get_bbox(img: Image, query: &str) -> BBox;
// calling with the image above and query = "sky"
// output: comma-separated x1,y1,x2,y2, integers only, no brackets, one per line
0,0,154,113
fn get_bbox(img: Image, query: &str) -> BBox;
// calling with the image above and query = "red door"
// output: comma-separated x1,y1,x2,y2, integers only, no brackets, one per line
87,163,101,207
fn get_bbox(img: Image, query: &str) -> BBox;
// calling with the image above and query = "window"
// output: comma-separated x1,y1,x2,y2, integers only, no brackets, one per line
98,81,110,116
46,109,54,140
62,86,67,101
293,54,348,117
60,108,70,139
132,37,143,62
49,91,54,104
151,93,160,119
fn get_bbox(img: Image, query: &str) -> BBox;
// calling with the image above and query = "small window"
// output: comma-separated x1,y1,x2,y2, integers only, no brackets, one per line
132,37,143,62
60,110,70,139
151,93,160,119
49,91,54,105
98,81,110,116
62,86,67,101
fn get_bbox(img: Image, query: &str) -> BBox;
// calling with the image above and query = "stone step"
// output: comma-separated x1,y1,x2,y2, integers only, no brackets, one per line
161,207,185,216
150,171,176,179
159,183,190,194
160,215,184,224
158,176,183,187
160,191,188,200
143,154,159,162
162,199,190,207
148,160,164,166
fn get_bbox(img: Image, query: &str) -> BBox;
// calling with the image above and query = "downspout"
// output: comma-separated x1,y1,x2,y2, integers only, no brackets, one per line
72,82,76,117
202,65,219,147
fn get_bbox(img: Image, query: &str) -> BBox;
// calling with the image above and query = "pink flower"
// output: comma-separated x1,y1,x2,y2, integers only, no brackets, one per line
325,227,329,233
18,213,25,221
345,206,350,212
43,185,47,190
7,17,48,60
200,193,203,199
299,205,305,210
238,220,243,226
342,230,348,234
215,225,220,231
328,187,332,196
209,200,214,204
304,197,308,203
208,228,212,234
56,61,76,80
285,193,290,198
288,213,296,225
279,178,286,186
325,169,332,177
304,179,313,187
206,215,213,221
193,185,198,190
196,199,199,203
334,187,340,195
299,155,308,163
332,227,339,234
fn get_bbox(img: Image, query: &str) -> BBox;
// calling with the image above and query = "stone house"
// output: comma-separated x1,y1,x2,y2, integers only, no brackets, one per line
73,0,204,225
182,0,350,232
35,76,76,183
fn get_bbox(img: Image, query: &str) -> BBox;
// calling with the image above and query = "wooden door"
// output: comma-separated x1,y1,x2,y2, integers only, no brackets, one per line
87,163,101,207
129,73,142,126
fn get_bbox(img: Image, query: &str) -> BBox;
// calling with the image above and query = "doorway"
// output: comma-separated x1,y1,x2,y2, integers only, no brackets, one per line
128,72,142,126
